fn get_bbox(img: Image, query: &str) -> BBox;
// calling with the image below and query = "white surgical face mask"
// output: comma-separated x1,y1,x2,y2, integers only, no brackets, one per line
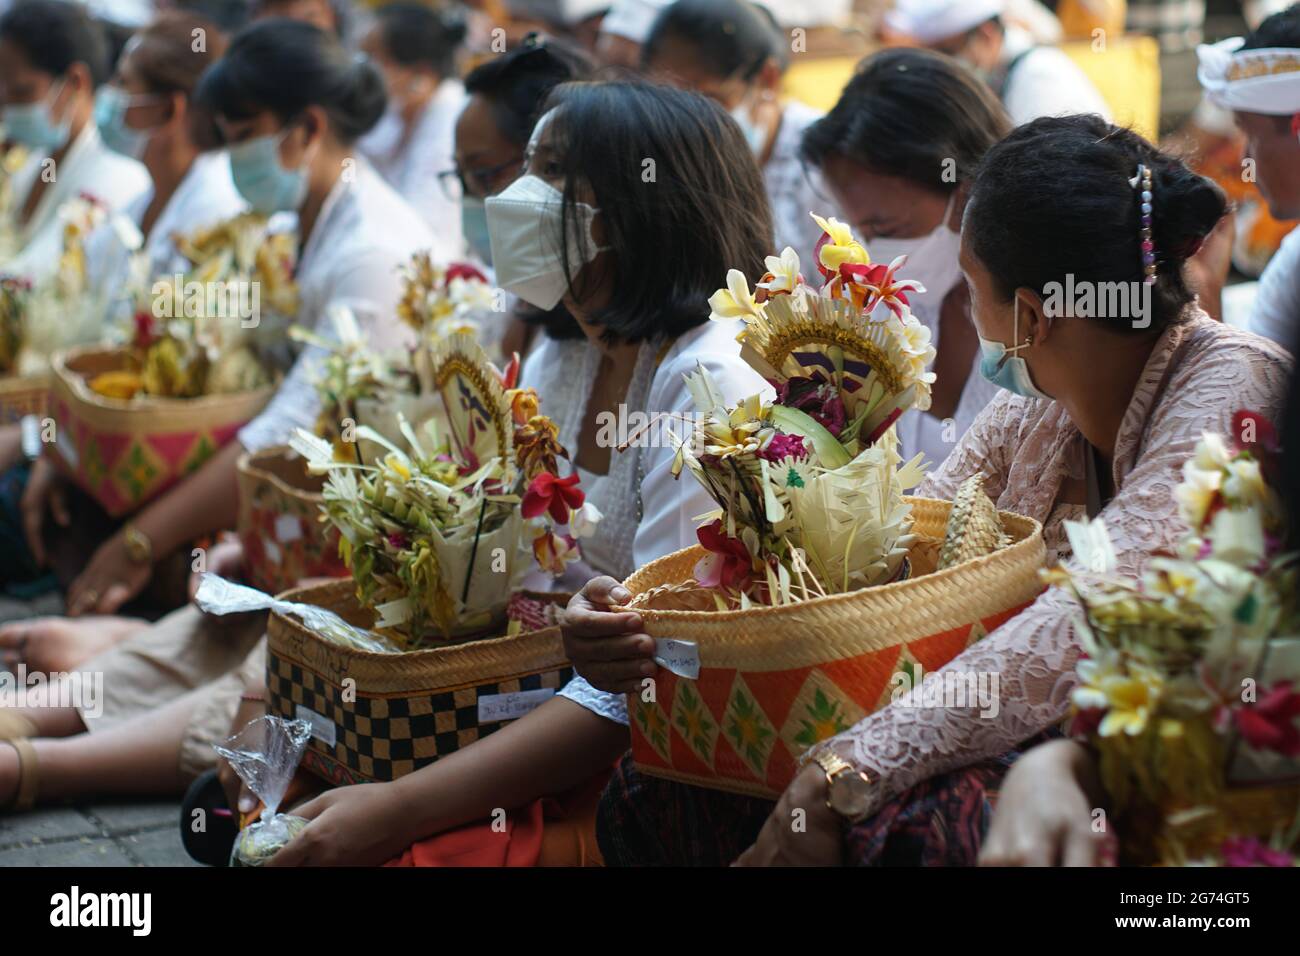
729,91,766,156
866,195,963,309
485,174,605,311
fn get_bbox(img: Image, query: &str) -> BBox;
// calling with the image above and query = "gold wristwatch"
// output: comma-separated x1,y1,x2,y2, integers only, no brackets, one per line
122,523,153,564
813,750,874,824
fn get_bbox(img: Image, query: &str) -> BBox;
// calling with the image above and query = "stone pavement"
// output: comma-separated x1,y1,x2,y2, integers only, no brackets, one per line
1,593,195,867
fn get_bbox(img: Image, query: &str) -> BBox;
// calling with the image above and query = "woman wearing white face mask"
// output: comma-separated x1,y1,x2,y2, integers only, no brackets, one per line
0,0,149,282
0,18,437,821
357,2,469,255
246,82,775,867
801,48,1012,469
20,18,433,625
642,0,838,259
560,116,1293,869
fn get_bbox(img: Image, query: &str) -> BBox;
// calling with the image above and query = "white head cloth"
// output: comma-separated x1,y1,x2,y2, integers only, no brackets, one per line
884,0,1005,44
1198,36,1300,116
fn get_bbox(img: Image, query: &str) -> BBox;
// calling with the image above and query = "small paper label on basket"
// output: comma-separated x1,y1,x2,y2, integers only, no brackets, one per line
274,513,303,543
478,688,555,723
654,639,700,680
296,704,336,748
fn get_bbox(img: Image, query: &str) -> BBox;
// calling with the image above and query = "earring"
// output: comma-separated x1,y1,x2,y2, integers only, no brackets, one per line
1024,333,1034,346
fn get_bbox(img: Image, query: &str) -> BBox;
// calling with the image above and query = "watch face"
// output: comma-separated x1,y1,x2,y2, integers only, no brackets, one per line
829,773,873,820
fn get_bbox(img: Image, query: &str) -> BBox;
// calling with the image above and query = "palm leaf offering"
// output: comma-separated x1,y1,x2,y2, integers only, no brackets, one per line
90,213,299,401
657,213,935,607
1047,419,1300,864
292,333,599,647
1,194,108,378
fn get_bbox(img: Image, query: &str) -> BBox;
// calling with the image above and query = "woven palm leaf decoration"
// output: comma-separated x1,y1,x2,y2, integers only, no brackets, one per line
938,473,1009,570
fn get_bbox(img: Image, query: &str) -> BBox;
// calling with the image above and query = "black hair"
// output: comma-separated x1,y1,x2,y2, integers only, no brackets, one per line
540,80,774,343
0,0,110,86
965,115,1227,331
801,47,1011,197
463,33,594,148
194,17,386,144
174,0,253,34
1241,4,1300,50
373,2,468,78
642,0,782,80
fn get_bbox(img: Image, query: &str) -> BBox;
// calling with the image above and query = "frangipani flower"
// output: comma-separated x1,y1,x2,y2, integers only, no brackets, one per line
570,501,603,538
709,269,763,322
839,256,925,319
1174,458,1222,530
756,247,802,299
1073,657,1163,737
522,471,584,523
534,530,580,575
1232,680,1300,757
694,519,755,592
811,213,869,279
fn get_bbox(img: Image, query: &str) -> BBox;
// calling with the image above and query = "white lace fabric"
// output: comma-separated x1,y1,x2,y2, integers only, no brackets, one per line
816,310,1292,817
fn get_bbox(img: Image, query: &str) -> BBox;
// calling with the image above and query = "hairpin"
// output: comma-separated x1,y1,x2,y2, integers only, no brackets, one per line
1129,164,1156,285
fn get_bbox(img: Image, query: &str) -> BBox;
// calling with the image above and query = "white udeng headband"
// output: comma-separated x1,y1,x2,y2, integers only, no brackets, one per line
1198,36,1300,115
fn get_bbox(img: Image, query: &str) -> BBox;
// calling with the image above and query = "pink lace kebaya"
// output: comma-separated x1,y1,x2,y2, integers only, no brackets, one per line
813,310,1293,817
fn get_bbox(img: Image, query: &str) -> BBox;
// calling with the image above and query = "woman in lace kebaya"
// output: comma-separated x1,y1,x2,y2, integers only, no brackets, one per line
259,82,775,866
562,115,1294,865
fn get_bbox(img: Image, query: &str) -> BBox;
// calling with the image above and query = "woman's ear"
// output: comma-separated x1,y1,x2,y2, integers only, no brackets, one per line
300,104,329,152
65,61,93,98
756,58,782,97
1015,287,1051,345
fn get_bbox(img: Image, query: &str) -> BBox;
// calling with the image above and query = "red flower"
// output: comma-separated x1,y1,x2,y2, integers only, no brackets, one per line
445,261,489,286
1221,836,1294,867
1231,409,1282,487
1233,680,1300,757
694,519,754,592
759,432,808,463
521,472,584,523
133,310,157,349
1069,706,1105,739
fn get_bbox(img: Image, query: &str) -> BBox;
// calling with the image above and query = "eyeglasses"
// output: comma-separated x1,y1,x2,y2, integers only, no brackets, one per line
437,156,524,202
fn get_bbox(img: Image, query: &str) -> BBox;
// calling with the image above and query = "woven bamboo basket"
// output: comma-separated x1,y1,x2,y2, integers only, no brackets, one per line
48,346,273,517
0,372,48,423
267,580,573,785
236,446,347,594
620,496,1046,799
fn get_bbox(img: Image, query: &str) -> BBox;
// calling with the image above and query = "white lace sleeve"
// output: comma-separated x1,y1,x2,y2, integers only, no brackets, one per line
817,334,1291,817
558,674,629,725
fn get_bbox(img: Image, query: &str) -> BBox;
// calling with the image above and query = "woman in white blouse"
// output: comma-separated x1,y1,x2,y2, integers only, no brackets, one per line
641,0,838,258
357,2,469,256
0,19,434,817
0,0,149,282
259,82,776,866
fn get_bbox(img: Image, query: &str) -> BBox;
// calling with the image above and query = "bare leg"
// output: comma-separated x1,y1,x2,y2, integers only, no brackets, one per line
0,686,202,806
0,616,148,674
0,675,87,738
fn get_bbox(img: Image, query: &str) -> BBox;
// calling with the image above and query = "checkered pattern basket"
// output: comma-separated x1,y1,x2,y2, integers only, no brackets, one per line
267,580,573,785
48,346,272,518
621,496,1046,799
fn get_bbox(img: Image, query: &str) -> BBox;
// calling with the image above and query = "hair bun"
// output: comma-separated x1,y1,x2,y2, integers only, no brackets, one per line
1151,161,1227,265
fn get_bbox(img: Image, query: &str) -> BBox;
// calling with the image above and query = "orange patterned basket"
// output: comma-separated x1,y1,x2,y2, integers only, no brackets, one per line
48,346,272,518
620,497,1046,799
0,372,48,423
236,446,348,594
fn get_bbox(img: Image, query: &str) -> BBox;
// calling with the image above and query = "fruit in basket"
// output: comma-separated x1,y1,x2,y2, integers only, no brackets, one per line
88,369,145,401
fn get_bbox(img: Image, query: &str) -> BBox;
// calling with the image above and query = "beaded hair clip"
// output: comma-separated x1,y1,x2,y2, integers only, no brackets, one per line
1129,164,1156,285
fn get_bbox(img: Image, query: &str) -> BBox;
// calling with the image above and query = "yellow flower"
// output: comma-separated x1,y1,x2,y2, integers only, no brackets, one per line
756,247,801,298
1074,657,1162,737
1174,459,1221,529
708,269,763,322
810,213,869,275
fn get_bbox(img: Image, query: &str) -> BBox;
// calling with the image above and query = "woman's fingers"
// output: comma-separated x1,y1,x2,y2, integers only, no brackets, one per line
561,602,642,638
568,631,654,663
580,575,632,608
1061,823,1103,868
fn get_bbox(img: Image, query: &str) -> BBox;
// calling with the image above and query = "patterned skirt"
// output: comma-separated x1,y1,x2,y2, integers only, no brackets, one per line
597,734,1054,866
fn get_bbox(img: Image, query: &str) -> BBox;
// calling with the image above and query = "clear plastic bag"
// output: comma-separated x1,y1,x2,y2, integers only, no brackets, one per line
214,715,313,867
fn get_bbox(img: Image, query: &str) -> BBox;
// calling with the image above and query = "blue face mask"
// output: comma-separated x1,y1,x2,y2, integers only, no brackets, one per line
461,195,492,266
977,298,1052,400
228,130,308,215
94,86,160,160
3,79,71,151
729,93,767,156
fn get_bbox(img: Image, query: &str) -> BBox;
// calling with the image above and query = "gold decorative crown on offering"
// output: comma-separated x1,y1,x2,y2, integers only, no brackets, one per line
292,332,599,646
1048,414,1300,865
657,213,935,608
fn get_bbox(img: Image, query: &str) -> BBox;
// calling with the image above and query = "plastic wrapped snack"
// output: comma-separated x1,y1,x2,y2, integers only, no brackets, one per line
214,715,313,867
